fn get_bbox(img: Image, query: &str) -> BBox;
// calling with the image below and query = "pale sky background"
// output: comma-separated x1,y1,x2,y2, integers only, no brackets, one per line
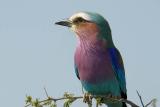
0,0,160,107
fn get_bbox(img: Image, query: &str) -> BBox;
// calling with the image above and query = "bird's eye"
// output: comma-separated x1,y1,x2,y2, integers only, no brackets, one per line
73,17,86,23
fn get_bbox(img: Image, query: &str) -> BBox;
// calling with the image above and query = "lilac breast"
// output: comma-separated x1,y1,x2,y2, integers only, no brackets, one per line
74,42,115,84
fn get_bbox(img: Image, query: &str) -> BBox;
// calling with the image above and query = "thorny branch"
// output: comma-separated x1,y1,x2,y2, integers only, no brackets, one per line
25,89,156,107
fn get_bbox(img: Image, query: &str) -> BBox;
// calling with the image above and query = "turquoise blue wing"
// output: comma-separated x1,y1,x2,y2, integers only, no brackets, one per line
108,48,127,98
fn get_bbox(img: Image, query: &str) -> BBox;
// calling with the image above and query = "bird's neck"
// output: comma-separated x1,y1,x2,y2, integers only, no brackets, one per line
76,31,114,50
75,35,114,57
75,22,114,49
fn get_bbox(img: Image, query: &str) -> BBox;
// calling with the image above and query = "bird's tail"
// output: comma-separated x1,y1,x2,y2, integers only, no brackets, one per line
121,91,127,107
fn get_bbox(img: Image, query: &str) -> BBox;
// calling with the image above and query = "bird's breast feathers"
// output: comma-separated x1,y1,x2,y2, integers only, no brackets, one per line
74,45,116,84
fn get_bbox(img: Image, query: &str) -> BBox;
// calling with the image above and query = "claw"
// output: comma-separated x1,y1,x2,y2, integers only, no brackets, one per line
105,94,122,103
106,93,112,98
106,94,121,99
83,93,92,103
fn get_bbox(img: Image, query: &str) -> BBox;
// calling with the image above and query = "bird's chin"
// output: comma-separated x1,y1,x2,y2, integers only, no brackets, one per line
70,25,78,32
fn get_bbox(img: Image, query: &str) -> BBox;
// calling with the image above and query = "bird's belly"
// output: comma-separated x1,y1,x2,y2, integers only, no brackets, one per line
81,79,120,95
75,50,115,83
75,49,120,95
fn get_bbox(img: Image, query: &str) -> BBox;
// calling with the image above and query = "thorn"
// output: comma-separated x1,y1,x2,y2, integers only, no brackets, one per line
44,86,49,98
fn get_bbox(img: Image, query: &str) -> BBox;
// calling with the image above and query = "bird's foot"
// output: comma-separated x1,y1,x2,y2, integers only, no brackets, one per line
83,93,92,103
105,94,121,103
106,94,121,99
106,93,112,98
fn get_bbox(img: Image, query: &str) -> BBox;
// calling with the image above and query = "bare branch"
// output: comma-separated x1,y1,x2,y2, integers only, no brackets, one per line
44,87,49,98
25,90,156,107
145,99,157,107
136,90,145,107
25,93,141,107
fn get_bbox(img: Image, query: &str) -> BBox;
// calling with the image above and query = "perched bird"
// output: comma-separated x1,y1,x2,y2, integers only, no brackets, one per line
55,12,127,107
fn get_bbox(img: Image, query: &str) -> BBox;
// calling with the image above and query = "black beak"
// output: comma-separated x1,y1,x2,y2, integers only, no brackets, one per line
55,20,72,27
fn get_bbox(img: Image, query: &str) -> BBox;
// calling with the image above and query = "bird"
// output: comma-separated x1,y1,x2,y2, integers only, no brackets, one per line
55,12,127,107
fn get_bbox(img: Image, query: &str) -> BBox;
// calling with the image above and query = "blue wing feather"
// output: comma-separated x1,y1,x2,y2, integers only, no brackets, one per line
108,48,127,94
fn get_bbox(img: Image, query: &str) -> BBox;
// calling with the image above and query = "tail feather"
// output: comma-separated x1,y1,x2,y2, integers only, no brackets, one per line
121,91,127,107
122,102,127,107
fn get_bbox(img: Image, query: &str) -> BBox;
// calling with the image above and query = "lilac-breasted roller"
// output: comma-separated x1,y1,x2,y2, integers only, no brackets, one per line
55,12,127,107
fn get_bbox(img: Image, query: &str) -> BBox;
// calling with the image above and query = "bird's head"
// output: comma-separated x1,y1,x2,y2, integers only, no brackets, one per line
55,12,114,46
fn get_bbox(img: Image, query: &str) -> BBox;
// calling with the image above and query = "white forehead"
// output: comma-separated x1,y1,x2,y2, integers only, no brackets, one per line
69,12,92,21
69,12,106,25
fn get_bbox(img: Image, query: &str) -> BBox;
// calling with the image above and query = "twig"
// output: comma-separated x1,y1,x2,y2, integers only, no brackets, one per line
136,90,145,107
25,94,140,107
118,99,139,107
25,96,83,107
96,103,99,107
145,99,156,107
25,89,156,107
44,87,49,98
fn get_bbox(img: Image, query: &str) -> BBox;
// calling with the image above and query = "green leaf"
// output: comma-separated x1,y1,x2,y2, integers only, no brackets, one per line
63,92,74,99
63,98,76,107
32,98,40,107
50,102,57,107
96,97,103,106
25,96,32,104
